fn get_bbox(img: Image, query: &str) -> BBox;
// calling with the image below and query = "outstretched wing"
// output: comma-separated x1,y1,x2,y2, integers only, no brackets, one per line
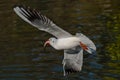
63,46,83,76
13,5,72,38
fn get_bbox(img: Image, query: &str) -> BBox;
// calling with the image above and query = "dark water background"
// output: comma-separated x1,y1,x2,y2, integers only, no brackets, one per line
0,0,120,80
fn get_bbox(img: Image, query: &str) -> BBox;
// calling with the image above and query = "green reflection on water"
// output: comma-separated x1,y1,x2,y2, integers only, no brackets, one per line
106,14,120,60
0,0,120,80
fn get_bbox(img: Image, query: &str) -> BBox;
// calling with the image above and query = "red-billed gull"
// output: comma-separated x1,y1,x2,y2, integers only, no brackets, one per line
13,5,96,76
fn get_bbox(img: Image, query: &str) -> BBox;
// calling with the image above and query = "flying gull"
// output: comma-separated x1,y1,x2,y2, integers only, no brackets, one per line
13,5,96,76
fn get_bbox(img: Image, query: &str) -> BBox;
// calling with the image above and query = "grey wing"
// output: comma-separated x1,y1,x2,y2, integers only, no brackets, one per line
13,5,72,38
63,46,83,76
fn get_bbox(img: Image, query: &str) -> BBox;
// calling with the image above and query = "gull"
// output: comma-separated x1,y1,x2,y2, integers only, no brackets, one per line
13,5,96,76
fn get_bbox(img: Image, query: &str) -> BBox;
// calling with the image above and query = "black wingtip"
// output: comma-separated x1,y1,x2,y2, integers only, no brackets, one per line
65,69,79,75
13,4,52,25
63,59,81,76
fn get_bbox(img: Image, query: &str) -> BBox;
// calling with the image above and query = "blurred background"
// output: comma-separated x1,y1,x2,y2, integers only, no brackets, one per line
0,0,119,80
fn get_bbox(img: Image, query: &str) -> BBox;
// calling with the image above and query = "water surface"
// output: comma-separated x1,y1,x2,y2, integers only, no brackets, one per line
0,0,119,80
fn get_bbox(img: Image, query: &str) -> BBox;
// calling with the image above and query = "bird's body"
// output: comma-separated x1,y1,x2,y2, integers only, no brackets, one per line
13,5,96,76
52,37,80,50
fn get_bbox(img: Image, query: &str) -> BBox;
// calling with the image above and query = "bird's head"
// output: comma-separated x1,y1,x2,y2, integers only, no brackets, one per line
44,37,57,48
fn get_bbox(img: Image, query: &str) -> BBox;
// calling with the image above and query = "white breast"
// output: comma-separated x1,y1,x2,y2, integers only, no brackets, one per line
54,37,80,50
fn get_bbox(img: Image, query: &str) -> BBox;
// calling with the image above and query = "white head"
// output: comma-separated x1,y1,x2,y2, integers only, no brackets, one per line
44,37,57,49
